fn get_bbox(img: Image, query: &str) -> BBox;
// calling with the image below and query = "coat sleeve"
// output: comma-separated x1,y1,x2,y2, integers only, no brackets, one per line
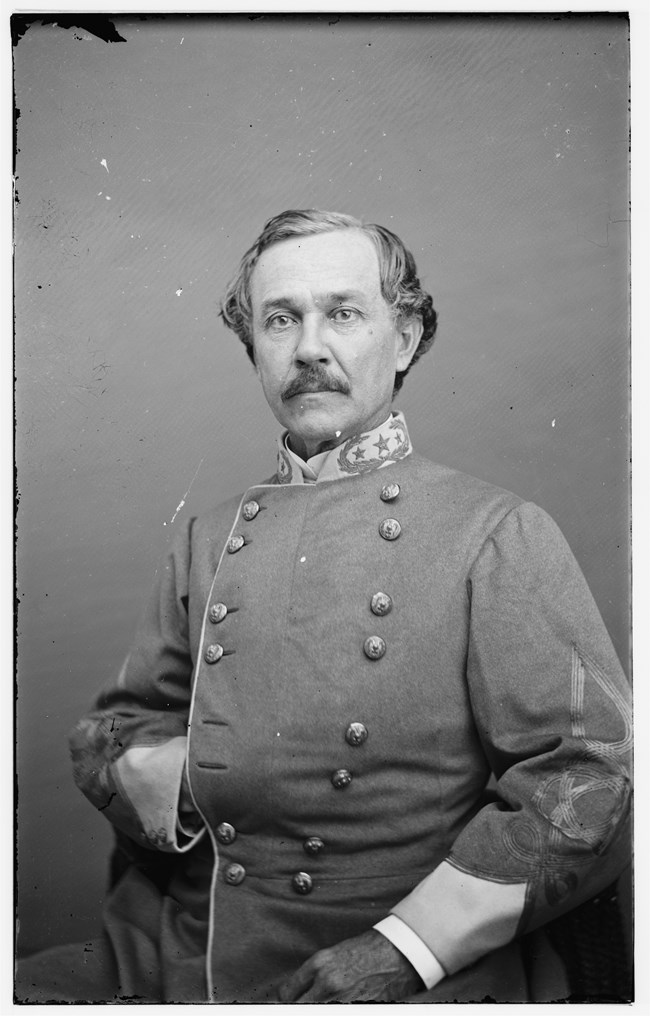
391,501,631,977
69,517,204,853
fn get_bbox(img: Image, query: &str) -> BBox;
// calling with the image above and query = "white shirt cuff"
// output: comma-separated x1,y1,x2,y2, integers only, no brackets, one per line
374,914,446,990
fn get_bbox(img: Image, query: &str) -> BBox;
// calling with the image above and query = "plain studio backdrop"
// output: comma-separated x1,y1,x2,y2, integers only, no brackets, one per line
15,14,629,960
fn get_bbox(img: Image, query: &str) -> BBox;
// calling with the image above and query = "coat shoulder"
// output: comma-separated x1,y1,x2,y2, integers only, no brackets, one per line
405,452,524,523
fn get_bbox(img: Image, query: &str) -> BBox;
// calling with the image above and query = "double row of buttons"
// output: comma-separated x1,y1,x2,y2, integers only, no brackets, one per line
217,721,370,895
215,485,399,898
218,819,326,896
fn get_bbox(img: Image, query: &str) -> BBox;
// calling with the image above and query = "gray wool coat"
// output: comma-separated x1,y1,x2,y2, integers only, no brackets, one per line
70,450,631,1002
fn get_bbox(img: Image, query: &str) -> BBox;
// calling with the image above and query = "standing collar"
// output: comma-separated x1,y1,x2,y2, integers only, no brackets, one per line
275,411,412,485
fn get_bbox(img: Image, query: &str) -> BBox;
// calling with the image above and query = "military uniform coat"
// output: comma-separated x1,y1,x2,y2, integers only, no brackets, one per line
70,431,631,1003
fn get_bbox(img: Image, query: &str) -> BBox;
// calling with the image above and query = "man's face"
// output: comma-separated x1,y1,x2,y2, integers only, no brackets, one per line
249,229,422,459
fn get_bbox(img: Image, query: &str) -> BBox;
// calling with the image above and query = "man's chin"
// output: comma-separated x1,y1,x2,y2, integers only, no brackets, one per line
283,409,353,458
283,395,347,429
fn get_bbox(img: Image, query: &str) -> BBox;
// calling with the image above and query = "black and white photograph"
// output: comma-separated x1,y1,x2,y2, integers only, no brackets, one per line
14,10,634,1004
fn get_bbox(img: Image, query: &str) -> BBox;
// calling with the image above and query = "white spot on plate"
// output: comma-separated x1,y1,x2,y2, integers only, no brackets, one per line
176,288,183,296
300,556,306,563
100,158,109,173
552,419,556,427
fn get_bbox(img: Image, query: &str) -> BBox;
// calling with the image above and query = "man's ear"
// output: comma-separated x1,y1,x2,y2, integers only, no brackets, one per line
395,316,423,372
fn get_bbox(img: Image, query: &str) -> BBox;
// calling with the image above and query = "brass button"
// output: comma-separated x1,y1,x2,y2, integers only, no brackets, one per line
380,482,400,502
364,636,386,660
370,592,392,616
345,722,368,747
209,602,228,624
331,768,352,789
379,518,401,541
242,500,260,521
227,535,245,554
216,822,237,845
224,862,246,886
303,836,325,856
204,643,224,664
292,871,313,895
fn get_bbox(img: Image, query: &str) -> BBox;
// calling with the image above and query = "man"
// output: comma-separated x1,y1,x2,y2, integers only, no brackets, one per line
18,210,630,1002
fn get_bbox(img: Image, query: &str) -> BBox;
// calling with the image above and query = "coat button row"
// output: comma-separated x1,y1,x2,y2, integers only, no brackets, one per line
363,635,386,660
370,591,392,616
242,500,260,521
209,602,228,624
216,821,237,845
220,826,323,854
380,482,400,502
224,864,314,895
224,865,315,896
379,518,401,541
227,535,245,554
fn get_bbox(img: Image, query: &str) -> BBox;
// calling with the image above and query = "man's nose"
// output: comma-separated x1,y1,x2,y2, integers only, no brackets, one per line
294,313,330,364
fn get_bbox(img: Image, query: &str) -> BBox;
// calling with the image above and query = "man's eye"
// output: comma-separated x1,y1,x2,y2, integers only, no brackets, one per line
268,314,294,329
331,308,359,323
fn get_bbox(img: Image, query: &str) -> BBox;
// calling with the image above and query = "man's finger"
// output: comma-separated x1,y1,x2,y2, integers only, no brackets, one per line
293,974,339,1003
277,960,316,1002
292,962,356,1003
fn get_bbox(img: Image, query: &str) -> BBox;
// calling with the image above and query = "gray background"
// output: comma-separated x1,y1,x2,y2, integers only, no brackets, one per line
15,14,629,956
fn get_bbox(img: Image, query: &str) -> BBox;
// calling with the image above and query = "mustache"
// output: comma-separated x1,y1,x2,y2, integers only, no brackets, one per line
281,366,350,402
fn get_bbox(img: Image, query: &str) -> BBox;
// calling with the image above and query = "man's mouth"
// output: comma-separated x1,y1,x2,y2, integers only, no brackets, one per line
292,383,339,395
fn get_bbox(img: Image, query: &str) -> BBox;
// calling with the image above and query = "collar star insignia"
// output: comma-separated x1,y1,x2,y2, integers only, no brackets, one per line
276,411,412,482
277,448,293,484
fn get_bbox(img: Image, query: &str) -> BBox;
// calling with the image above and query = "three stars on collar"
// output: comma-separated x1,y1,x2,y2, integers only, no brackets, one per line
276,412,412,484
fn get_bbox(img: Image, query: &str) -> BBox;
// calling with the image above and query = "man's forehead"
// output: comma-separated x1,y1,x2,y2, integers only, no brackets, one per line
250,229,382,299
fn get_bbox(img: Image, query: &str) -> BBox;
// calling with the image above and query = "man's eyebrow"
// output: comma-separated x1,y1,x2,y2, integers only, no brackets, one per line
326,290,368,304
259,296,302,316
258,290,370,317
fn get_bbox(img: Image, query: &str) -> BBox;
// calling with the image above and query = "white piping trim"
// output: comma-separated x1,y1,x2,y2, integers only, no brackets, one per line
186,479,331,998
187,489,251,1001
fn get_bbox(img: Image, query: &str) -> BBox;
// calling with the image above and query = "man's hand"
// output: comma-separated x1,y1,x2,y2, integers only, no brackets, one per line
277,929,424,1003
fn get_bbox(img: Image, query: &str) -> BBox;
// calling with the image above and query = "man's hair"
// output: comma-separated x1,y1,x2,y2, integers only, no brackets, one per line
219,208,438,395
